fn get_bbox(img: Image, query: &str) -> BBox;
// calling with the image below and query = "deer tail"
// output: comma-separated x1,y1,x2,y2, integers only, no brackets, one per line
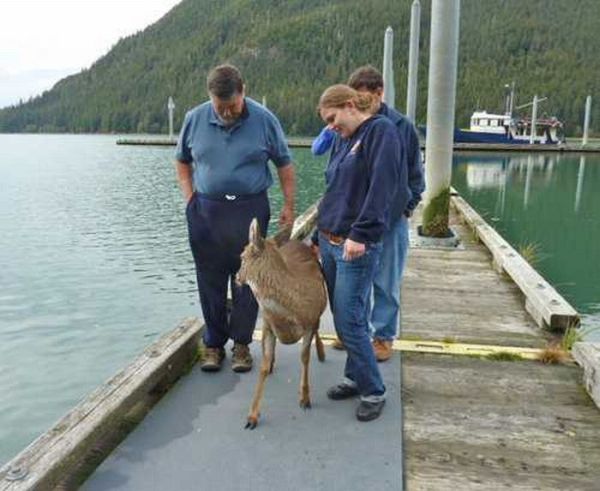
315,332,325,362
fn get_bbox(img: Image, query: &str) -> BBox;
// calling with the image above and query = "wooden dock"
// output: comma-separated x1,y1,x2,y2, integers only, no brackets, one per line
116,136,600,152
2,195,600,490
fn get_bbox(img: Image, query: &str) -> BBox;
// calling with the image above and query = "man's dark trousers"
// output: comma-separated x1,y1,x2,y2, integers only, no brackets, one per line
186,191,270,348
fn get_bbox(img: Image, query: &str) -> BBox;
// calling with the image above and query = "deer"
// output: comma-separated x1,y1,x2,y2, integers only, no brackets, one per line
236,218,327,429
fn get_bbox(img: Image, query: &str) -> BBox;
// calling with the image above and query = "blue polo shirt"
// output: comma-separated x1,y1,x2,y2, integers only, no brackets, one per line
318,115,406,244
175,97,292,195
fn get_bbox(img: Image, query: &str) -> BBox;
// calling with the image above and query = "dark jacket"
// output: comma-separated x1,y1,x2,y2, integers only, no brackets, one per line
317,115,407,244
378,103,425,214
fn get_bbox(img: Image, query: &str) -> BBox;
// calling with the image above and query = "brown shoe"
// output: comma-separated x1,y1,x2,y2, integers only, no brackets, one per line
372,339,393,362
232,343,253,373
201,347,225,372
331,337,346,350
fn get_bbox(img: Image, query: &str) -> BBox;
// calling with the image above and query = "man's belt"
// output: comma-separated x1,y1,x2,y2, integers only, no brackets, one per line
320,230,346,246
196,190,267,202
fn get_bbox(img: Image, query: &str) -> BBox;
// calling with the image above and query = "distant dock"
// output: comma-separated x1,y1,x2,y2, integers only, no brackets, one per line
116,136,600,152
116,136,313,148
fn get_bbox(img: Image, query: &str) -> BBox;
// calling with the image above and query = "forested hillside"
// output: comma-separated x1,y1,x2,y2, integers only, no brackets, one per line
0,0,597,136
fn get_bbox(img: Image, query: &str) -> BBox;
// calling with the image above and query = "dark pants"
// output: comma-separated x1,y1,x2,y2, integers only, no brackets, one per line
186,191,270,348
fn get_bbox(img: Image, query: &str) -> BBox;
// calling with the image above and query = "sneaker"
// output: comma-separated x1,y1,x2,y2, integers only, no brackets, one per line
201,347,225,372
331,337,346,350
231,343,253,373
326,382,359,400
372,339,393,362
356,399,386,422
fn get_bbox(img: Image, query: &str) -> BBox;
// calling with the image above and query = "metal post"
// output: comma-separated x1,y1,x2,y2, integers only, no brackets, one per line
529,95,538,144
583,95,592,146
382,26,395,109
509,81,515,116
167,96,175,140
421,0,461,237
262,95,267,108
406,0,421,122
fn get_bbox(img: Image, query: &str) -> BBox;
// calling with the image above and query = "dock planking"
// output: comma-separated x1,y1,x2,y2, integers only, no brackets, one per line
402,202,600,489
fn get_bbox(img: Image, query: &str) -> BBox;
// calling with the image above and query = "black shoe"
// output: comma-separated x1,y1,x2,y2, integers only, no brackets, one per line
356,399,386,422
327,383,359,400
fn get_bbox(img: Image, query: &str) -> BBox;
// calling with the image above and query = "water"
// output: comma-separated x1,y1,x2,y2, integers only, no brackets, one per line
0,134,326,465
1,135,598,465
452,152,600,337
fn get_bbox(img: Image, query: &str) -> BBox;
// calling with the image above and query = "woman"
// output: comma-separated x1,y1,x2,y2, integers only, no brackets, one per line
315,84,406,422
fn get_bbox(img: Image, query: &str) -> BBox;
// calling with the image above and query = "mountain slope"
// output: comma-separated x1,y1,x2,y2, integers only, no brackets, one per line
0,0,597,136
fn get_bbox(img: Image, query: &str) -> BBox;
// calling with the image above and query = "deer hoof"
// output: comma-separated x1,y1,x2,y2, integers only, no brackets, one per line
245,416,259,429
299,399,312,410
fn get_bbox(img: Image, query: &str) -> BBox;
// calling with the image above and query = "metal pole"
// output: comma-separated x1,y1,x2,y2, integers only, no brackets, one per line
509,81,515,116
167,96,175,140
583,95,592,146
529,95,538,144
422,0,460,236
262,95,267,108
406,0,421,122
382,26,395,109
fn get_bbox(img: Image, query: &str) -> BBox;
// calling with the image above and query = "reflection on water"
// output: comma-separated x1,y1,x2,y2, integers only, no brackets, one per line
454,152,600,337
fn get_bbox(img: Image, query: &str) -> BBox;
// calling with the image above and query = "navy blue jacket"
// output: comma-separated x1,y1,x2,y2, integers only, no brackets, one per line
317,115,407,244
378,103,425,213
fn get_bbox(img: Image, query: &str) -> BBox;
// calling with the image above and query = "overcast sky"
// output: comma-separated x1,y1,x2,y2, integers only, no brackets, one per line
0,0,182,109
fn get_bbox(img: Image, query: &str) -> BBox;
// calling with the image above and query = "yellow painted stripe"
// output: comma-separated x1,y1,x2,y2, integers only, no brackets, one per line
252,331,549,360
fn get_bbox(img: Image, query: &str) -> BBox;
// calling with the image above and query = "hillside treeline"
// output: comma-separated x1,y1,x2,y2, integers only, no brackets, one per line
0,0,597,136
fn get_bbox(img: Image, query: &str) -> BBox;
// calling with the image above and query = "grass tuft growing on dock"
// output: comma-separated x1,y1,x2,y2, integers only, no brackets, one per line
518,242,542,266
538,344,569,364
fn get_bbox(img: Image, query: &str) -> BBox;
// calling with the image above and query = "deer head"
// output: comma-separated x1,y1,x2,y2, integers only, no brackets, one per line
237,218,286,287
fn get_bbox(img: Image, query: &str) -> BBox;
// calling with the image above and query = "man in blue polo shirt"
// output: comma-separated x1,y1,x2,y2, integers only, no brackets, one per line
175,64,295,373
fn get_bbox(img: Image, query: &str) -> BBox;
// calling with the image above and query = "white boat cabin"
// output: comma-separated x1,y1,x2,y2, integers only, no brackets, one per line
470,111,512,134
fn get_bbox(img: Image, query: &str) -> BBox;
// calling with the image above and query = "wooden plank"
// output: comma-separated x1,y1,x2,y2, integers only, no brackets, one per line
0,318,202,490
451,194,579,329
403,353,600,490
572,342,600,409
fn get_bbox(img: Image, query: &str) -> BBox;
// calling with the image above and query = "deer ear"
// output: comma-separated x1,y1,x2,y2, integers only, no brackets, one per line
249,218,264,249
273,223,292,247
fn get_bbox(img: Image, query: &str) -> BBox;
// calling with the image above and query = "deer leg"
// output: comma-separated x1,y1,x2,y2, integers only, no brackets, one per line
299,330,313,409
246,325,276,429
314,325,325,362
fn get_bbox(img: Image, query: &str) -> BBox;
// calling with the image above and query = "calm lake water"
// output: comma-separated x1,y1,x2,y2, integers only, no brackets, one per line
0,135,598,465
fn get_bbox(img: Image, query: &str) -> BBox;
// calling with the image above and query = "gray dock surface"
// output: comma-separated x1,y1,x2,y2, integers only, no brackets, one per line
83,344,403,491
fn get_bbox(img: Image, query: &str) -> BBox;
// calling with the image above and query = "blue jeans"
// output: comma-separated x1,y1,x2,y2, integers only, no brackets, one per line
370,216,409,341
320,234,386,398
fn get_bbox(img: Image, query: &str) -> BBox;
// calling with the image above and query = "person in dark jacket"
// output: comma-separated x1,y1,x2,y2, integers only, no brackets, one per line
315,84,409,422
348,65,425,361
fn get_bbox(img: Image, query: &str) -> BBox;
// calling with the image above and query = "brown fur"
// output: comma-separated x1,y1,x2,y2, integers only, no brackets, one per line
237,219,327,428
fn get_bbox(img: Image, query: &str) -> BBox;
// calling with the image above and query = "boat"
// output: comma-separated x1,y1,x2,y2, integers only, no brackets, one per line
420,84,565,145
456,110,564,144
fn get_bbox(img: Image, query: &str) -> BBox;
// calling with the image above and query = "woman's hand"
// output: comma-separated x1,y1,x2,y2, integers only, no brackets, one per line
343,239,365,261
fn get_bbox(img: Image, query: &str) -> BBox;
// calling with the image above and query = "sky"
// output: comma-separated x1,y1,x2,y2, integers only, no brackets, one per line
0,0,182,109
